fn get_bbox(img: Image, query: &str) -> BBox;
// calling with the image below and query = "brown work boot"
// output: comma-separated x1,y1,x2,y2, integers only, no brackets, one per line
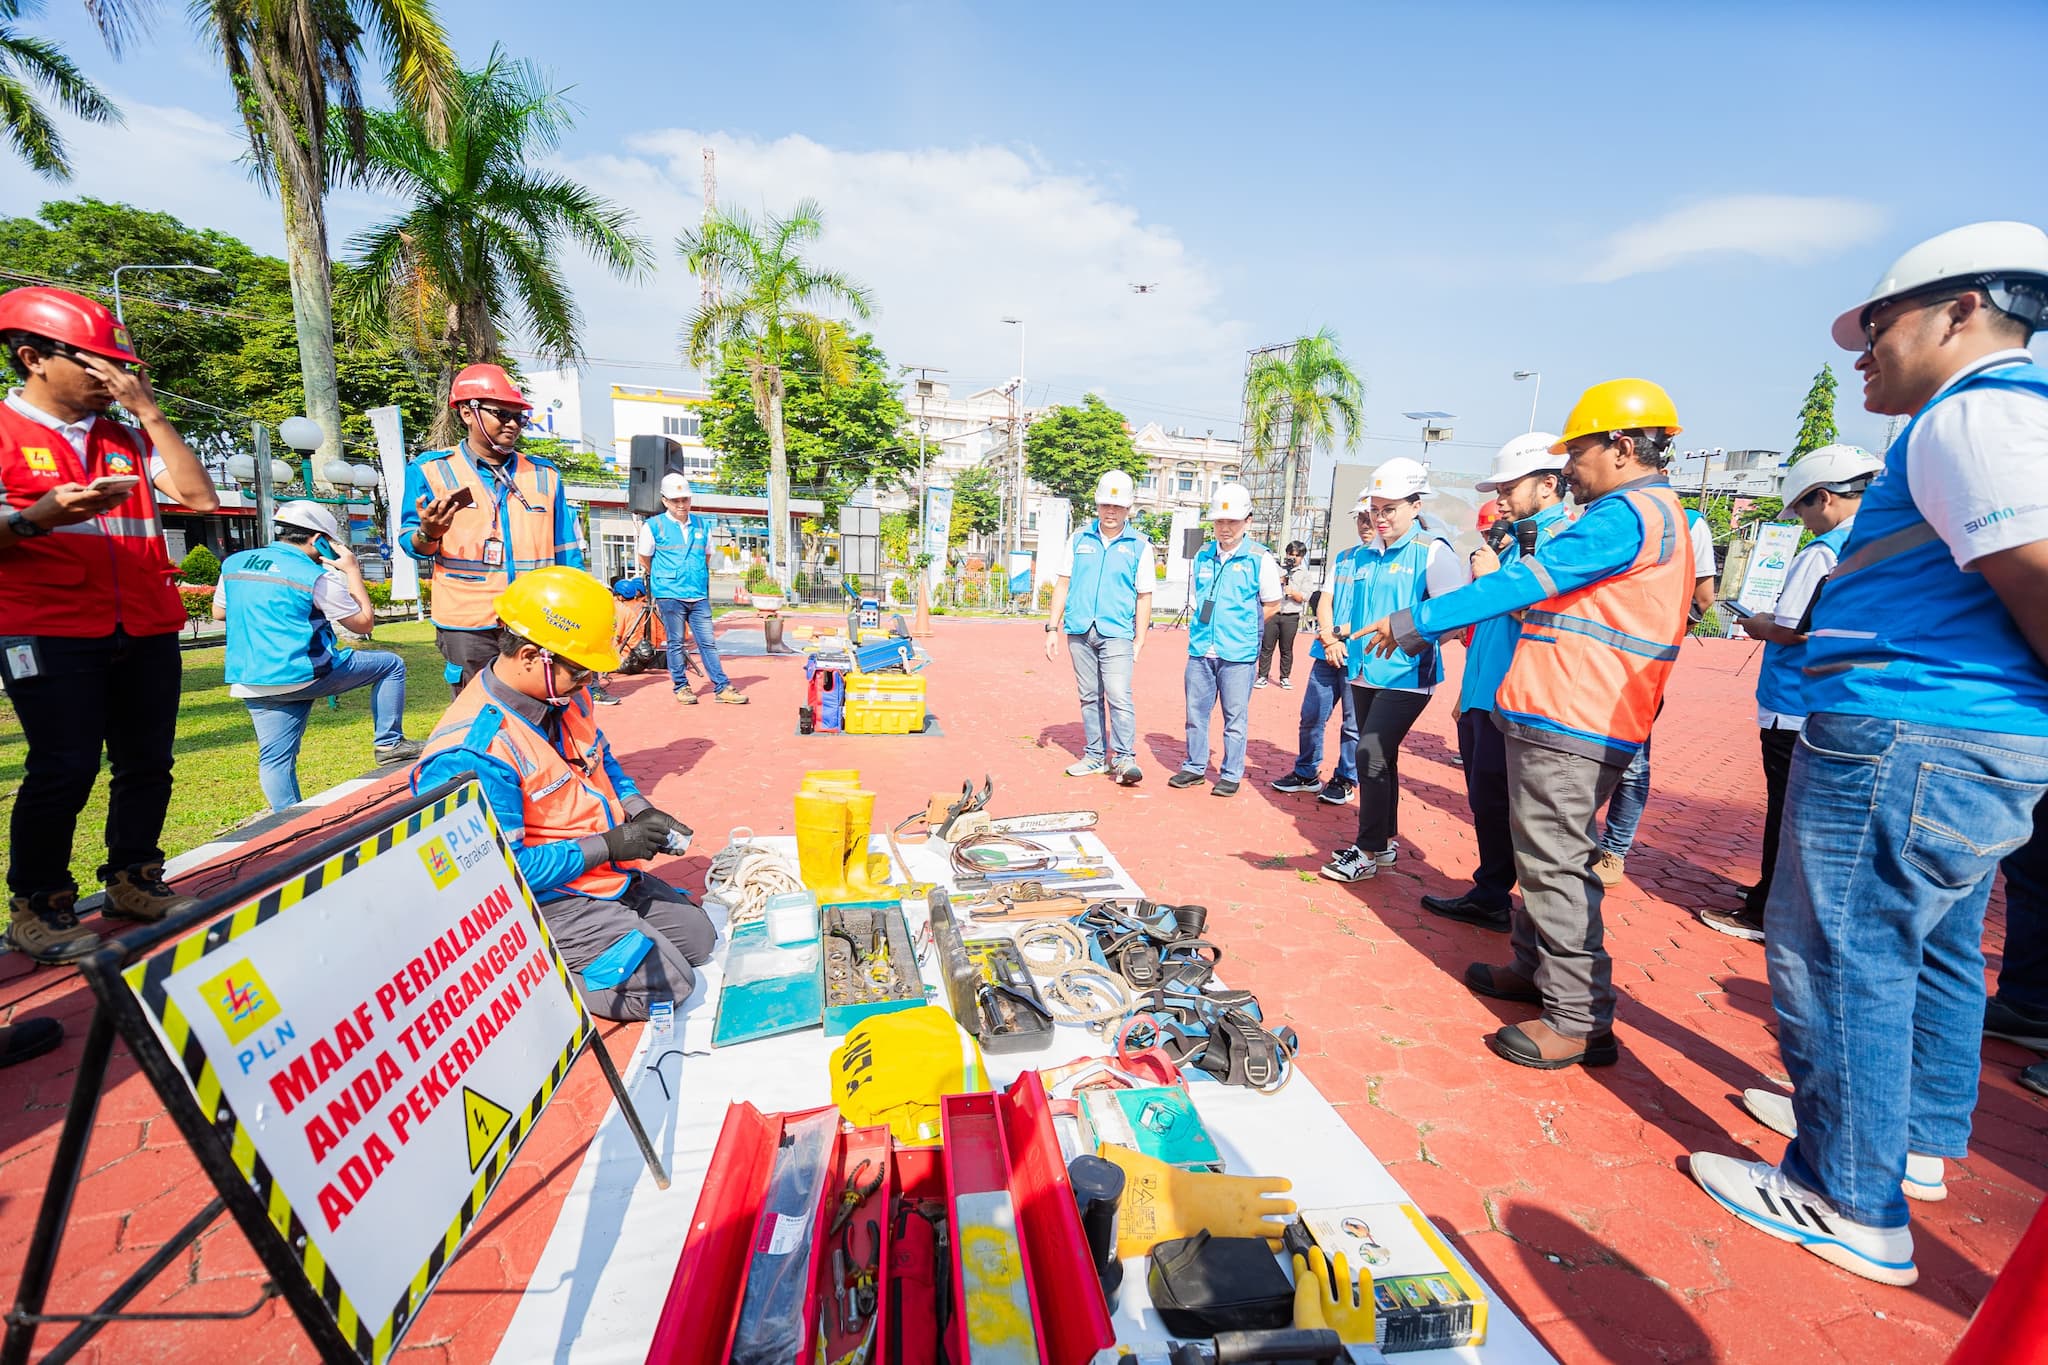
1463,961,1542,1003
1592,850,1626,887
714,687,749,705
1488,1018,1618,1070
101,862,197,923
4,890,100,964
673,687,699,705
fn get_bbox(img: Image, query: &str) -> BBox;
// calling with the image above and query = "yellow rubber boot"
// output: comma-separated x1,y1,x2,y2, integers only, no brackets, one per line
795,791,855,903
1098,1144,1296,1258
837,788,895,896
1293,1249,1375,1344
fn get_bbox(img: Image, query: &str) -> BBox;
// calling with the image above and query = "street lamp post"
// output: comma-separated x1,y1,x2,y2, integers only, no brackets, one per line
111,263,223,328
1513,370,1541,432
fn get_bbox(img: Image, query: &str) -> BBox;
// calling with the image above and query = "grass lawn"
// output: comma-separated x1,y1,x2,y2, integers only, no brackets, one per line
0,620,454,919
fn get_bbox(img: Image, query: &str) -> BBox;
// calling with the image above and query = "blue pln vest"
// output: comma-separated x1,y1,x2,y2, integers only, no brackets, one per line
1188,539,1270,664
1752,521,1854,721
1803,360,2048,736
647,511,712,600
1061,520,1149,638
1309,545,1364,664
221,546,346,688
1347,524,1449,689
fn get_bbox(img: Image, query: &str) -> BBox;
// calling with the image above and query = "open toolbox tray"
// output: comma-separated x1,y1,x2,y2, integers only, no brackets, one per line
646,1073,1113,1365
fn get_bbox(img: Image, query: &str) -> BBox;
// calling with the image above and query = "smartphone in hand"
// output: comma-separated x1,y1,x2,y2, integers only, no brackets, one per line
1716,598,1754,620
446,486,477,510
87,475,141,499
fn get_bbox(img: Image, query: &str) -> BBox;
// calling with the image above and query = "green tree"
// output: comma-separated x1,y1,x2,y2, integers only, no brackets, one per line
0,0,120,177
678,198,874,587
335,48,651,444
1790,363,1838,460
176,0,457,473
1134,509,1174,545
947,463,1002,546
697,326,914,522
1242,328,1364,541
1023,393,1143,510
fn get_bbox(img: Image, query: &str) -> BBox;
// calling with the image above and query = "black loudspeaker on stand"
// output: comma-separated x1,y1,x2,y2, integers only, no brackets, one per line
628,434,683,516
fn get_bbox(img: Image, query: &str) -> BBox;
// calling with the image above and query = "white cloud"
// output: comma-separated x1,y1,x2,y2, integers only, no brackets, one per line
1580,194,1887,284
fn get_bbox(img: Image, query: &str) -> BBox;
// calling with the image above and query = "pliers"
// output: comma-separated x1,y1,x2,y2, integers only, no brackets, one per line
827,1157,886,1238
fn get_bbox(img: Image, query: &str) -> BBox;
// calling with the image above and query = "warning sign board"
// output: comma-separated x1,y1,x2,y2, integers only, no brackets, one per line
119,782,593,1363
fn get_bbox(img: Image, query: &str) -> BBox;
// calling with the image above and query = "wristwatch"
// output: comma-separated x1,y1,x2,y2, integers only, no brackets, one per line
1043,623,1055,632
6,508,50,539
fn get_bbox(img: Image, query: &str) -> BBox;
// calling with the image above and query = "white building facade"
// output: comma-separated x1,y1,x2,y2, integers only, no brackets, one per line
610,383,716,480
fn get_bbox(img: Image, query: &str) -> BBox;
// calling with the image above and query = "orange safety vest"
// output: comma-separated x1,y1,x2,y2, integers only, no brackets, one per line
0,403,184,637
416,446,571,630
415,672,635,899
1493,485,1691,766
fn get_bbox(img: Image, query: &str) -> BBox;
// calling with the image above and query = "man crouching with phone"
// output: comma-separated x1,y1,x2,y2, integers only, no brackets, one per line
215,502,423,812
0,286,220,963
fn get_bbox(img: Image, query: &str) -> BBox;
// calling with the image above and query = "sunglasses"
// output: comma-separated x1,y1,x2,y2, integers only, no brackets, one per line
1792,488,1826,511
473,402,525,424
1862,292,1963,353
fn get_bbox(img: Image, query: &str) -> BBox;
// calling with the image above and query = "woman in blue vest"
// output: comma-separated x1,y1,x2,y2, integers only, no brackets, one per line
637,474,746,704
1696,445,1880,943
1322,460,1469,883
215,501,421,810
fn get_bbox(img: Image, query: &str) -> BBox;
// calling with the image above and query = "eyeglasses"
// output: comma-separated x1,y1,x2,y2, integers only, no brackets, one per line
1792,488,1826,511
1862,293,1962,353
473,402,525,424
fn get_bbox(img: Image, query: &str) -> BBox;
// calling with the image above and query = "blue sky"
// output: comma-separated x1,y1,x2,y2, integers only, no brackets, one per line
9,0,2046,483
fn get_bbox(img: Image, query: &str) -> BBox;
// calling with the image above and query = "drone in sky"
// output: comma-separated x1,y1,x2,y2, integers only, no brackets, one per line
1129,282,1158,294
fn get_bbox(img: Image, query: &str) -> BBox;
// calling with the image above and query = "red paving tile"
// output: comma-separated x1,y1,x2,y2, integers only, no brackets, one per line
0,618,2039,1364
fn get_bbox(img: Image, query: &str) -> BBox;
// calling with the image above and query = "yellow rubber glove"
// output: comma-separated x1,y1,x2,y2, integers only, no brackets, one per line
1098,1143,1296,1259
1292,1249,1375,1345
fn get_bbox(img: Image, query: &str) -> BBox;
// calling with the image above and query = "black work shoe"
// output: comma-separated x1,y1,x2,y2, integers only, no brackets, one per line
0,1017,63,1068
1422,893,1511,932
374,738,424,764
2022,1061,2048,1098
1985,997,2048,1051
1317,779,1356,805
1488,1021,1618,1070
2,891,98,963
1271,772,1320,794
1210,779,1240,797
1463,961,1541,1003
101,863,197,923
1167,770,1205,789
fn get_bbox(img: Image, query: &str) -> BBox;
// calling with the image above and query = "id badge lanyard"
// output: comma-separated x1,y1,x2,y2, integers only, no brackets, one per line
474,454,537,569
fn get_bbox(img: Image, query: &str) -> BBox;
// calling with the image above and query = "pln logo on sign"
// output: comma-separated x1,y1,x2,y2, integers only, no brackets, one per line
420,837,462,889
201,959,281,1045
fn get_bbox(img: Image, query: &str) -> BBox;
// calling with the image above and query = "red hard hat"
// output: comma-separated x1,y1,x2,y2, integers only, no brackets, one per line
0,286,147,367
447,363,529,410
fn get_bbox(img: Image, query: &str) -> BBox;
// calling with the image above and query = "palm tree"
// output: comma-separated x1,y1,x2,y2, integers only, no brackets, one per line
0,0,120,178
335,47,654,444
187,0,456,470
1242,328,1365,545
679,200,873,588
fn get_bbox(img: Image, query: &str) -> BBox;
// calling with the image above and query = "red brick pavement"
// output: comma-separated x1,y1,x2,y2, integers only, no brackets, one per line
1,616,2036,1363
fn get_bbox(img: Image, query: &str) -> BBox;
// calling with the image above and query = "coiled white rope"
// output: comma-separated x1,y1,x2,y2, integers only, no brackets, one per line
1015,921,1087,972
704,828,803,928
1042,964,1135,1034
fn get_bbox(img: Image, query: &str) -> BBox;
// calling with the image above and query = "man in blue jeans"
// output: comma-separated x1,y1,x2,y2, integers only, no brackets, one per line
638,474,746,705
1170,482,1280,797
216,501,421,810
1042,469,1154,786
1688,220,2048,1286
1272,507,1363,805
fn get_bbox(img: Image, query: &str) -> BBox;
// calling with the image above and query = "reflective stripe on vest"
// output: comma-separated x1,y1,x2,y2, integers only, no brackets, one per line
220,547,342,687
417,447,567,630
1309,544,1365,662
0,404,184,637
1801,360,2048,735
647,511,712,600
1493,485,1693,765
1752,523,1852,720
415,676,632,899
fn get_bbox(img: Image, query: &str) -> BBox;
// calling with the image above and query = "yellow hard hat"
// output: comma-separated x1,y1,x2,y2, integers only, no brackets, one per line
1549,379,1683,453
493,567,623,672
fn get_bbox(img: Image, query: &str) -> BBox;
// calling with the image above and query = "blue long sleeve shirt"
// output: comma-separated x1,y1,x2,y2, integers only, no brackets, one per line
397,442,585,572
1392,476,1671,651
412,670,643,899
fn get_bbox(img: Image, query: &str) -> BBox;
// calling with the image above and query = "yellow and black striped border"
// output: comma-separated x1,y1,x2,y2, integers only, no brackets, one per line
118,782,595,1364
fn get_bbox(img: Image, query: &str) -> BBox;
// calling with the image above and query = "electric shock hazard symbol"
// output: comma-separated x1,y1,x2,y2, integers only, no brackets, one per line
463,1087,513,1171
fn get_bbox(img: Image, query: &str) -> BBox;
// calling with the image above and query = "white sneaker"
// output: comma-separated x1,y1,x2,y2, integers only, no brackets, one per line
1320,846,1377,883
1689,1151,1918,1286
1066,757,1110,777
1740,1089,1948,1202
1373,840,1400,866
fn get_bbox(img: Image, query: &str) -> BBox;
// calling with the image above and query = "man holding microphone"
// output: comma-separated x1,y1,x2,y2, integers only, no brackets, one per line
0,286,218,962
1043,469,1154,786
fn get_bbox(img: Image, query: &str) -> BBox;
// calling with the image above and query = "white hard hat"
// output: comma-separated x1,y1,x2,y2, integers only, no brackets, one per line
1208,481,1252,520
274,499,343,541
1779,444,1884,509
1831,220,2048,350
659,473,691,499
1475,433,1565,493
1368,458,1432,500
1093,469,1136,508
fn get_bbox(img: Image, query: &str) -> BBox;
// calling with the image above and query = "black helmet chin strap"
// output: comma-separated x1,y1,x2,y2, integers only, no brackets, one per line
466,400,519,457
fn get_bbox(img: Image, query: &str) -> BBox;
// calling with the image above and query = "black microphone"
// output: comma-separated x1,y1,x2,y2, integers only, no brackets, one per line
1515,518,1540,560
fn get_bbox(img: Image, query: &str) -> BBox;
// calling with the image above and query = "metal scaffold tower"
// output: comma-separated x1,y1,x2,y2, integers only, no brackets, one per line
1237,341,1306,547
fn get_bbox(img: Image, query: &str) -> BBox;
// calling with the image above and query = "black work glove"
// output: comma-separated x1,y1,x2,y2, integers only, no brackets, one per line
602,809,683,863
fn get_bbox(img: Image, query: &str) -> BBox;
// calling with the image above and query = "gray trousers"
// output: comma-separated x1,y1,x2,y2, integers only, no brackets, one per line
1505,735,1625,1038
543,873,717,1022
